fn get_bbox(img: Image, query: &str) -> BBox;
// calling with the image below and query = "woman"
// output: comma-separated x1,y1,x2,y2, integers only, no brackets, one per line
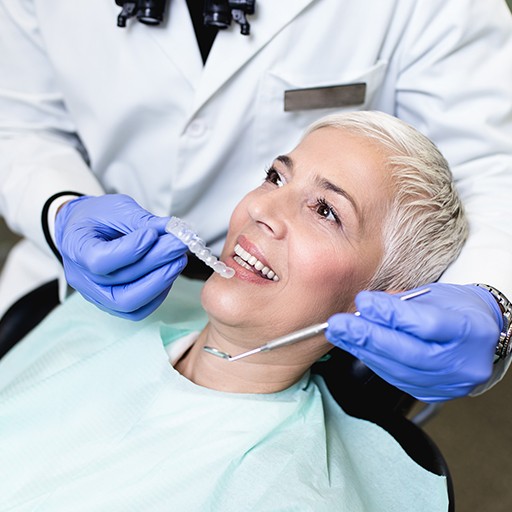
0,112,466,511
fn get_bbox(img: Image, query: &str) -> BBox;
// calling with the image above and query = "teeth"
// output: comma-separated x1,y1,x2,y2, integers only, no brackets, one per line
234,244,279,281
234,255,253,271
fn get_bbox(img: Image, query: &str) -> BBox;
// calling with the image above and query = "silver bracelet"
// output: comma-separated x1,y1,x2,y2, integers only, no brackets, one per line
474,283,512,361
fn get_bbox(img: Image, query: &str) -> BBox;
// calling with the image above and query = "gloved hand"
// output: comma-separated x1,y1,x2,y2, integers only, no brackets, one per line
55,194,188,320
325,283,502,402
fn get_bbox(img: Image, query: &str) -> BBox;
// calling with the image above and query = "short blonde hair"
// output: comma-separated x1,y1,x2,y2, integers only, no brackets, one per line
304,110,468,291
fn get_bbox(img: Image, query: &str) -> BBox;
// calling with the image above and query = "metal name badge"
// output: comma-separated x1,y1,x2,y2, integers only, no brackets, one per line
284,83,366,112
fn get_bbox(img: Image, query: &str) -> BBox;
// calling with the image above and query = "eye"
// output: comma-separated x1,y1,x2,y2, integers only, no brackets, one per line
264,167,284,187
315,198,341,226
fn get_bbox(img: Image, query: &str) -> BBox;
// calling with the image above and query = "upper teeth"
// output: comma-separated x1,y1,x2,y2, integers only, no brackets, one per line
234,244,279,281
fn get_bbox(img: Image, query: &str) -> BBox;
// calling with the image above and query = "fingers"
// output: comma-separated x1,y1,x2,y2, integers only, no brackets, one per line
326,313,457,370
93,289,171,321
144,215,171,234
354,290,468,342
329,331,475,401
323,284,500,402
67,255,187,315
73,230,188,277
84,235,188,285
85,287,171,321
69,228,159,274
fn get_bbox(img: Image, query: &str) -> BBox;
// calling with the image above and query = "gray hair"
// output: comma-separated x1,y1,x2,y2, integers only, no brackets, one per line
304,110,468,291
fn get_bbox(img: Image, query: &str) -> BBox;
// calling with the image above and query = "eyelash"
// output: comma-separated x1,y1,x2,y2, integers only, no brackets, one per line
264,167,284,187
315,197,341,226
264,167,341,227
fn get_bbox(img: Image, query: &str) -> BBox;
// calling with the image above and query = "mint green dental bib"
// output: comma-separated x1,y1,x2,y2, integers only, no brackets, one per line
0,277,448,511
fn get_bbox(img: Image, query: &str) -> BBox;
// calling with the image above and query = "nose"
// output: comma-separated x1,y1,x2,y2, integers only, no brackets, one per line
246,187,291,239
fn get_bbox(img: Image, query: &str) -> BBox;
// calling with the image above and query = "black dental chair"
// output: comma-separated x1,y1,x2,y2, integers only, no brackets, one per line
0,262,454,511
0,279,59,357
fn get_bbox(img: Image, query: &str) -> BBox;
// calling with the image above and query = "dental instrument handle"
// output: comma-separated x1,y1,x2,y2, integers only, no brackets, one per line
262,322,330,352
226,323,329,361
203,288,432,362
260,288,431,353
226,325,329,362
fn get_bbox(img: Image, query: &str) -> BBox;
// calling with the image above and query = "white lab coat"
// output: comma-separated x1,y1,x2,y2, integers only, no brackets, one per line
1,0,512,315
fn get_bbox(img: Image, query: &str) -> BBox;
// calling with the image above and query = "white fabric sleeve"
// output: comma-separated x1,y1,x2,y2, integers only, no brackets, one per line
46,194,83,247
395,0,512,297
0,1,104,258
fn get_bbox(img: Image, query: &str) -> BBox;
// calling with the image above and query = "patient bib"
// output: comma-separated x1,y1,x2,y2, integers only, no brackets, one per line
0,277,448,511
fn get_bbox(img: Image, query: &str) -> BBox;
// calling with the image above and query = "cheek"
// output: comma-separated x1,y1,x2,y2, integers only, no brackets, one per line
220,195,252,259
291,241,358,311
292,234,381,315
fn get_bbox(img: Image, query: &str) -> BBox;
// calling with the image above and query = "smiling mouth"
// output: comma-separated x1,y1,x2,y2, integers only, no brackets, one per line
233,244,280,282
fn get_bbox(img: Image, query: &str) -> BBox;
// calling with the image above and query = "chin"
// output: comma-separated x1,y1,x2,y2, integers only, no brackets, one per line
200,274,249,327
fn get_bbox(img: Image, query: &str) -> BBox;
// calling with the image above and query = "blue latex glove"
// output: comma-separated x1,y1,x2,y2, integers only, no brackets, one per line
55,194,188,320
325,283,502,402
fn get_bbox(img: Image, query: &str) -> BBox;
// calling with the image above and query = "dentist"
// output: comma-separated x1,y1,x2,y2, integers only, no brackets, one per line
0,0,511,401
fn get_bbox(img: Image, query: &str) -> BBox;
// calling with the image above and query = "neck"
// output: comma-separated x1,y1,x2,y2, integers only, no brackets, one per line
174,324,328,394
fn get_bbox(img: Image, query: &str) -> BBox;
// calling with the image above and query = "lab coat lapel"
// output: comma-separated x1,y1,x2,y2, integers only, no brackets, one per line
146,0,203,88
193,0,316,113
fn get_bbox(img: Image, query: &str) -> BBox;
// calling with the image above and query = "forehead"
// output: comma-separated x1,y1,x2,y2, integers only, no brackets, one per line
289,127,392,195
291,126,389,176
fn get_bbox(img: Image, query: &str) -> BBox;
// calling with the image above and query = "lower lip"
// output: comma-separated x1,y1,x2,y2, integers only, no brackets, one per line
226,255,276,285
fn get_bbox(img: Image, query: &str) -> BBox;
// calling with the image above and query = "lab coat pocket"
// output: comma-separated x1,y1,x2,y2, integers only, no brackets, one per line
254,60,388,155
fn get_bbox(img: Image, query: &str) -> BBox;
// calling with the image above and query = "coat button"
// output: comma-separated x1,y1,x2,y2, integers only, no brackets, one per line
187,120,207,137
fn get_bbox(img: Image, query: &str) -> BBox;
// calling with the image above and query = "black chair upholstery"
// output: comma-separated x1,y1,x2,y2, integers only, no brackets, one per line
312,348,417,417
0,279,60,359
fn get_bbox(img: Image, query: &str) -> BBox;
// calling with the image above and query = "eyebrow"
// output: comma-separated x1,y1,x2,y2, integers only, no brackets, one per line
275,155,361,222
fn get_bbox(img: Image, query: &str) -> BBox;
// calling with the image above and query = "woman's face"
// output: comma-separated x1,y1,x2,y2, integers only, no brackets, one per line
201,127,394,348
